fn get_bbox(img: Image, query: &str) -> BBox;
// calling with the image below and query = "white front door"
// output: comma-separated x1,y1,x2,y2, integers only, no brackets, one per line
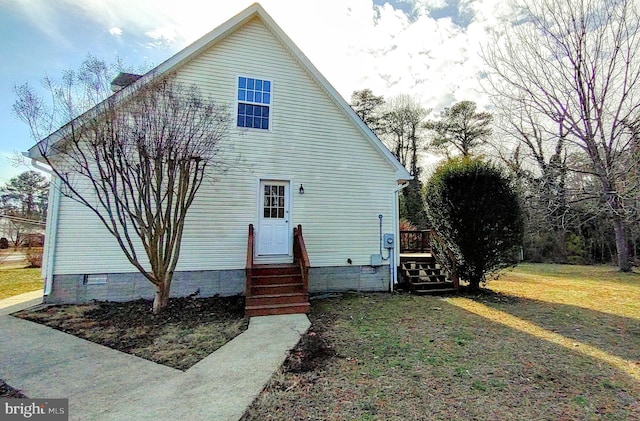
257,180,290,255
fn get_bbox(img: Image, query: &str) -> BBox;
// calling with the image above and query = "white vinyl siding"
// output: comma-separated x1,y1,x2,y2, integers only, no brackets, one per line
51,17,398,275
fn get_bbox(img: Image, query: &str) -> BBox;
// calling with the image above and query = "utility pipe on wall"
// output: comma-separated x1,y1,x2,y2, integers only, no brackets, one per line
29,158,59,296
391,182,410,291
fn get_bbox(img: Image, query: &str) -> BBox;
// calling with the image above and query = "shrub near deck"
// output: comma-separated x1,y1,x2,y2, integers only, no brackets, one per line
243,264,640,420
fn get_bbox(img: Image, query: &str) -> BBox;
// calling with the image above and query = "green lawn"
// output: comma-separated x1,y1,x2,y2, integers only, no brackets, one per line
243,263,640,420
0,268,43,300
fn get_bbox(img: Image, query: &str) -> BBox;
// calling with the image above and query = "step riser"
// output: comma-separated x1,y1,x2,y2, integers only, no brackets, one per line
406,276,447,282
247,294,309,307
252,267,300,276
412,282,454,289
246,303,310,317
251,284,304,295
404,272,443,277
402,258,436,265
251,275,303,285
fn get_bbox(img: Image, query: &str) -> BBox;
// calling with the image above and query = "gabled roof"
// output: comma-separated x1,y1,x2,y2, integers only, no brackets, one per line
28,2,411,182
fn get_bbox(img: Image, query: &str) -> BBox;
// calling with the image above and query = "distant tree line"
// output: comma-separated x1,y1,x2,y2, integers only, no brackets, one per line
483,0,640,270
350,0,640,275
350,90,493,231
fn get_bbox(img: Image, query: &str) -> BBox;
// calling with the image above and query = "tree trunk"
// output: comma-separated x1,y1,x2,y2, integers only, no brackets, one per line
613,218,631,272
153,282,171,314
468,274,482,292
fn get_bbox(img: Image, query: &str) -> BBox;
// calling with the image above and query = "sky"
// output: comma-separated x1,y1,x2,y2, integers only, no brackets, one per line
0,0,517,184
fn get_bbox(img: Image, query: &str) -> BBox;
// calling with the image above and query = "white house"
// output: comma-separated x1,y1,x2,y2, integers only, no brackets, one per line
27,3,412,315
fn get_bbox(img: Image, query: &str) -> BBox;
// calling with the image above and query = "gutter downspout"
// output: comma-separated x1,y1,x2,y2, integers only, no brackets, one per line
28,157,59,297
391,181,410,292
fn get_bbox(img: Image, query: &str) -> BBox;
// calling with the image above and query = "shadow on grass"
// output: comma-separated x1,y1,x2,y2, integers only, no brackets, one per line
462,288,640,363
244,292,640,421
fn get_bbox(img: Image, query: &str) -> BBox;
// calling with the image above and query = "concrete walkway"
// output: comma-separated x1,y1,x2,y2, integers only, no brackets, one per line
0,289,44,315
0,291,310,421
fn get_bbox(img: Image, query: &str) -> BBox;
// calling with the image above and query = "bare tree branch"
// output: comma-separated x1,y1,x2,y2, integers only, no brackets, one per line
483,0,640,271
15,62,230,313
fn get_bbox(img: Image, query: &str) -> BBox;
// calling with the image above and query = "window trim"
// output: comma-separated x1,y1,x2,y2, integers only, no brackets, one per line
235,75,273,132
83,274,108,285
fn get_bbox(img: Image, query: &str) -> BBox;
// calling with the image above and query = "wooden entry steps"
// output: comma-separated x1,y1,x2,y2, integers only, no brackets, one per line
245,224,311,317
400,255,456,294
245,263,310,317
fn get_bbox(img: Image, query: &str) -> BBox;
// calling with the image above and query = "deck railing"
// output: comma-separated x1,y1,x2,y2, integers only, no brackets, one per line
400,230,432,254
293,224,310,294
245,224,255,299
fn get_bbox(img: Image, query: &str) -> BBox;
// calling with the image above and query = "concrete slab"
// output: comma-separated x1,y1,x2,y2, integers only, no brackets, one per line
0,316,179,420
106,314,310,421
0,292,310,421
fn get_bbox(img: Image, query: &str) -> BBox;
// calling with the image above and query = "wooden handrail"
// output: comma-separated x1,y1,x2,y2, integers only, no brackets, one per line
293,224,310,295
400,230,431,253
246,224,254,298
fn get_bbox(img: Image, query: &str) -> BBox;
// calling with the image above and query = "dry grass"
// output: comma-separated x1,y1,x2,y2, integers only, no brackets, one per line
243,263,640,420
0,268,42,300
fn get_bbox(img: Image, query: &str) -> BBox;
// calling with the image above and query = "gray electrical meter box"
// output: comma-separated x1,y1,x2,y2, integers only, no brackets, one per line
383,233,395,249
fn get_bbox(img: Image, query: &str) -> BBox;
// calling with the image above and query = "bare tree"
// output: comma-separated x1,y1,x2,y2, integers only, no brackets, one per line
350,89,386,134
14,58,230,313
490,100,574,225
426,100,493,158
1,218,27,248
381,94,431,172
483,0,640,271
379,95,432,228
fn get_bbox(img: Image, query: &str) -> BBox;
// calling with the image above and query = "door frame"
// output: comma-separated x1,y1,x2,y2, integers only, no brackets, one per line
255,178,293,262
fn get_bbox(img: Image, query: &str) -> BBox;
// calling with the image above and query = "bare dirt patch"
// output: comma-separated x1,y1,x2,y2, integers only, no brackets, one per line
14,295,248,371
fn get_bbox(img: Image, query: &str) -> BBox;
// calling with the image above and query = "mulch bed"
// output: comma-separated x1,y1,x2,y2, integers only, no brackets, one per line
0,380,27,398
14,295,249,371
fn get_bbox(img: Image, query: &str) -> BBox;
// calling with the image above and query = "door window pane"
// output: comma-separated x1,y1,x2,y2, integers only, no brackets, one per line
263,184,286,219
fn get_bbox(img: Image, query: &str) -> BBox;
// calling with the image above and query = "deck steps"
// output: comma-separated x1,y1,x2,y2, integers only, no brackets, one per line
246,263,310,317
400,256,456,294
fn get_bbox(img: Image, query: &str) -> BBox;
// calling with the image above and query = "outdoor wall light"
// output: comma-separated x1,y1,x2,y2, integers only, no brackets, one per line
299,184,305,194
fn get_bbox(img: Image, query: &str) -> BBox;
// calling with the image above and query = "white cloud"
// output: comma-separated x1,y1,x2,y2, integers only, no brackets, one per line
15,0,520,112
145,25,178,47
2,0,530,182
403,0,450,13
